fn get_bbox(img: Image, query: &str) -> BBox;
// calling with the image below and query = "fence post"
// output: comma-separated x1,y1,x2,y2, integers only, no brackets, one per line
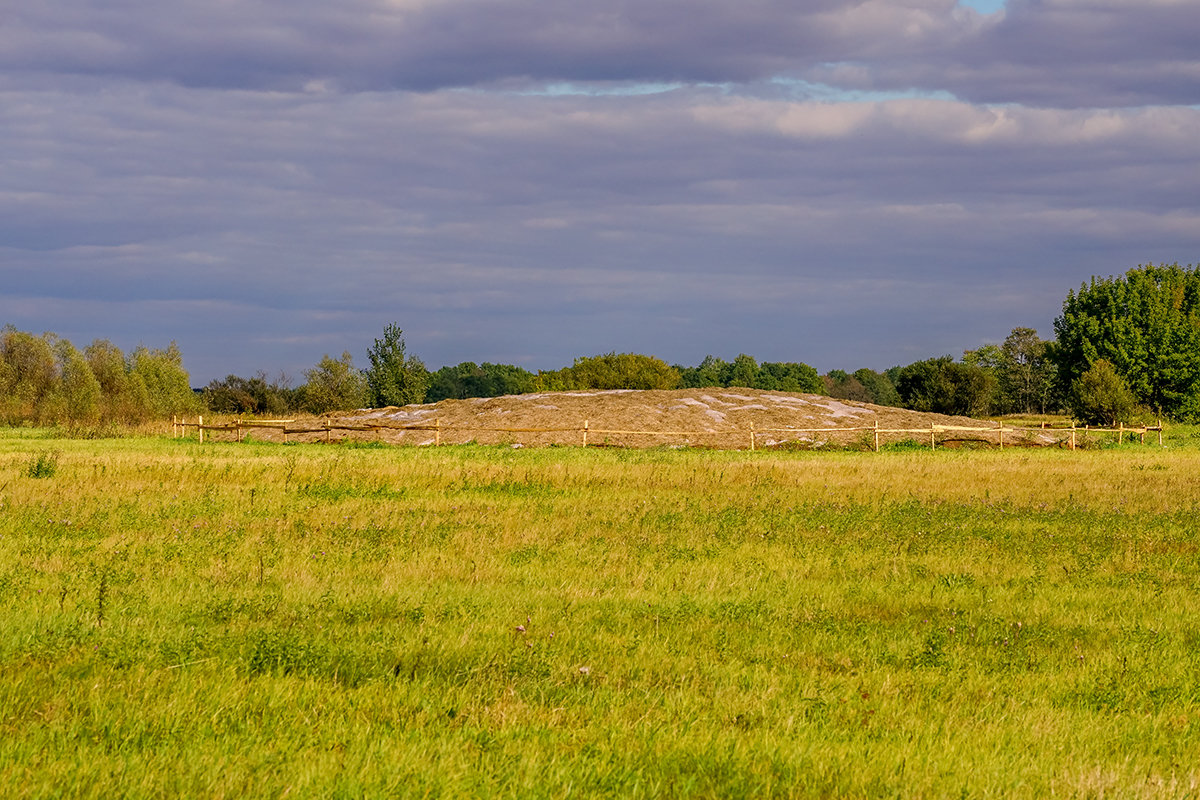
930,424,936,451
198,415,203,445
1070,423,1076,451
325,419,331,444
1118,422,1124,445
1158,419,1163,447
749,422,755,451
998,422,1004,450
435,418,441,447
873,420,879,452
583,420,589,447
237,419,244,443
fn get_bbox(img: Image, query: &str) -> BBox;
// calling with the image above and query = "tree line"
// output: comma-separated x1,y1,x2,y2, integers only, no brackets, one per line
0,326,199,426
4,263,1196,427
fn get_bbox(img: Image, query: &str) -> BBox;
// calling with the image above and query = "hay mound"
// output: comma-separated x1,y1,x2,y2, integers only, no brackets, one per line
322,389,1039,449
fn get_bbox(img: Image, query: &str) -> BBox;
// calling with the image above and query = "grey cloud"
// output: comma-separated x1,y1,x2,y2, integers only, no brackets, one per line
4,76,1198,380
4,1,1198,106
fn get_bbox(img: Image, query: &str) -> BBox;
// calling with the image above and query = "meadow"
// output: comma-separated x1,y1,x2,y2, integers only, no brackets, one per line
2,427,1199,798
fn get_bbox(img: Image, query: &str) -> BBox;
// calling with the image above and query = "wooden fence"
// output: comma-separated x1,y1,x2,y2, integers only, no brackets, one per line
172,415,1165,451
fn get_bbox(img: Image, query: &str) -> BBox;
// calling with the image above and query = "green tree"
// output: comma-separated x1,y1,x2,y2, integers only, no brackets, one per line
823,370,872,402
1053,263,1200,420
1068,359,1136,425
852,368,902,407
726,354,759,388
538,353,680,391
895,356,995,417
365,324,428,407
426,362,536,402
999,327,1058,414
130,343,201,417
84,339,152,423
45,337,102,424
301,352,368,413
677,356,728,388
204,372,294,416
0,327,58,423
756,362,823,394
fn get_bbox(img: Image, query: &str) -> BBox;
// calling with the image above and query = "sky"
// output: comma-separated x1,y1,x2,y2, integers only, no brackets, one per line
3,0,1199,385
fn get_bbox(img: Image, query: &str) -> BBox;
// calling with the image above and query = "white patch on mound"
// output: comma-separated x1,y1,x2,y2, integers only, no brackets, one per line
700,394,733,407
807,400,873,418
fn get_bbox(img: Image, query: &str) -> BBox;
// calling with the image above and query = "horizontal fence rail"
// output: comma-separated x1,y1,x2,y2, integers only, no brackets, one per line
173,415,1166,451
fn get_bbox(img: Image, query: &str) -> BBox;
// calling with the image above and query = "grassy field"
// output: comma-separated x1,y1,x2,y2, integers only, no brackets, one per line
2,427,1200,798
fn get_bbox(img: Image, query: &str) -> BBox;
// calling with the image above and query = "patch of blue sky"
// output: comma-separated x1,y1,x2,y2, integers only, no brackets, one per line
958,0,1007,13
769,77,957,104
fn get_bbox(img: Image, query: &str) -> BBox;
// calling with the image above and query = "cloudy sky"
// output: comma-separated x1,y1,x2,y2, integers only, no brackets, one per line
4,0,1198,384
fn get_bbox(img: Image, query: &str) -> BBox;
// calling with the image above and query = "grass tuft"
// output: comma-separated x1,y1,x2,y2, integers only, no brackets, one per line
23,449,60,478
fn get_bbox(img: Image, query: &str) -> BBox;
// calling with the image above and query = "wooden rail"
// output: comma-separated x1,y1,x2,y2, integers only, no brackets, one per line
172,415,1165,451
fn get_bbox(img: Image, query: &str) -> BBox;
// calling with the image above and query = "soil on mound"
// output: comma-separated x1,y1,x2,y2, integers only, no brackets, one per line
309,389,1046,449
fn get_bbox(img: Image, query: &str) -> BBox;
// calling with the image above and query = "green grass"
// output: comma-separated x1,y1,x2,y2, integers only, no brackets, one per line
1,430,1199,797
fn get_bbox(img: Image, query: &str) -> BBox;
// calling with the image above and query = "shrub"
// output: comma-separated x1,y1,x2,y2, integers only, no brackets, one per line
301,352,368,413
1068,359,1137,425
204,373,296,416
24,450,60,479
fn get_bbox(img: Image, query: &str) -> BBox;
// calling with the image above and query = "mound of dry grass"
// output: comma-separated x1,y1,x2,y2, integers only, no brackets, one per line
316,389,1033,449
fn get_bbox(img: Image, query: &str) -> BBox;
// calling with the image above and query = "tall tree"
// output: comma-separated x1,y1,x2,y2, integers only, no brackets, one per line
999,327,1057,414
1053,263,1200,420
0,327,57,423
365,324,428,407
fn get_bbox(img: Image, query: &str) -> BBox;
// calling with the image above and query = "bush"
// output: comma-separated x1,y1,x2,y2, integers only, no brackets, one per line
1068,360,1137,425
204,373,296,416
24,450,60,479
301,352,367,414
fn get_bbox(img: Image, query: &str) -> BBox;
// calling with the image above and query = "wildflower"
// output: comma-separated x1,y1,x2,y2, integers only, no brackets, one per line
579,666,590,675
